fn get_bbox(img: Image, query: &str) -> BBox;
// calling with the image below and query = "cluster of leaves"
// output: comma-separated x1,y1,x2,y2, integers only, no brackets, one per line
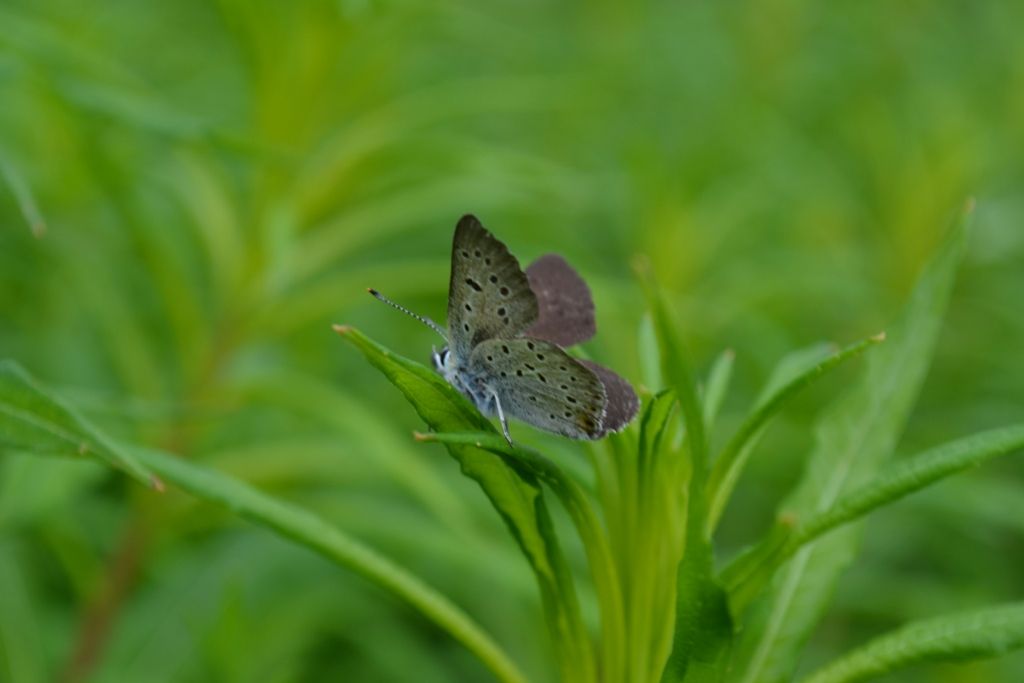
2,1,1024,681
4,202,1023,683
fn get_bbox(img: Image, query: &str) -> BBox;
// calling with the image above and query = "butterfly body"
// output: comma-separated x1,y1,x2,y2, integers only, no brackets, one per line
431,346,493,416
375,214,638,443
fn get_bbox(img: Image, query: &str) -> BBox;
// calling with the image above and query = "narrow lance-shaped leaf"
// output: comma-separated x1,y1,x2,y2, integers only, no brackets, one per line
639,267,732,683
0,542,47,683
728,200,973,683
131,448,529,683
702,349,735,428
334,326,594,683
0,360,159,490
637,392,689,683
0,364,528,683
790,423,1024,556
722,423,1024,606
706,335,883,534
0,155,47,236
416,429,626,683
796,602,1024,683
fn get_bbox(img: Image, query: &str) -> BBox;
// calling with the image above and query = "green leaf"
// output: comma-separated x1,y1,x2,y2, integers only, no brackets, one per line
634,391,686,683
721,423,1024,610
0,360,158,489
640,270,731,683
0,541,47,683
130,448,528,683
796,602,1024,683
0,362,528,683
335,326,594,683
416,430,626,682
0,155,46,237
641,270,707,471
702,349,735,428
728,201,973,683
789,423,1024,556
706,336,883,533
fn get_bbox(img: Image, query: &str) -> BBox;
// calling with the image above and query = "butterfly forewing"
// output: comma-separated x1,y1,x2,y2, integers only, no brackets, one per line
469,338,607,439
525,254,596,347
447,215,539,360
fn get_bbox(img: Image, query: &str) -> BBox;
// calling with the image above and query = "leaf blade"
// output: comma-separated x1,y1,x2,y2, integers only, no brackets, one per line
131,448,528,683
0,366,528,683
640,272,732,682
706,336,884,533
703,349,735,428
797,602,1024,683
335,326,595,683
0,360,157,489
729,201,973,683
722,423,1024,611
792,423,1024,554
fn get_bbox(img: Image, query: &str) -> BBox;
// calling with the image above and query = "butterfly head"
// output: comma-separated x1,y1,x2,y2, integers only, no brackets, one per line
431,346,451,374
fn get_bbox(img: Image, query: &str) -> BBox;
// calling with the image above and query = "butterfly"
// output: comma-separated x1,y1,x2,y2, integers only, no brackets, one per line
370,214,639,444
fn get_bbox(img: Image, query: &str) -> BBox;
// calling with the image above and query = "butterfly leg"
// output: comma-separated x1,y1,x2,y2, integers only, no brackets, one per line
490,390,513,446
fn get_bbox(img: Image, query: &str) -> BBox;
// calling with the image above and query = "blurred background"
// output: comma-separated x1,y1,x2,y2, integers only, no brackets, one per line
1,0,1022,681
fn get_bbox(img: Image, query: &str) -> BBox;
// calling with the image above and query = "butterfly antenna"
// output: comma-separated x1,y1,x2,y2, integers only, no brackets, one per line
367,289,448,342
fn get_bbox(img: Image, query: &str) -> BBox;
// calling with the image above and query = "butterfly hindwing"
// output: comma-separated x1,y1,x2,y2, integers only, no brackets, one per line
447,215,539,360
525,254,596,347
578,359,639,436
469,338,606,439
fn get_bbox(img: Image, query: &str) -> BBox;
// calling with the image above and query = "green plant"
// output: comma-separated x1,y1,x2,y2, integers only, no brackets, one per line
4,200,1023,683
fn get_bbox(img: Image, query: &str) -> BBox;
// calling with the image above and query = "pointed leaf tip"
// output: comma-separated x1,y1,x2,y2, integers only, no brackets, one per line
332,324,351,335
872,331,887,342
631,254,653,278
151,475,166,493
779,511,799,528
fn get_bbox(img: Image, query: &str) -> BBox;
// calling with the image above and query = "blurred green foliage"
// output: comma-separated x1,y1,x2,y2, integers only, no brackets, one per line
1,0,1022,681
